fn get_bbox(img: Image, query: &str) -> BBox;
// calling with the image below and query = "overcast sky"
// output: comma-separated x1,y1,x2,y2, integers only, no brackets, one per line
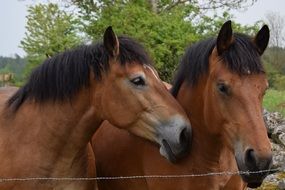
0,0,285,57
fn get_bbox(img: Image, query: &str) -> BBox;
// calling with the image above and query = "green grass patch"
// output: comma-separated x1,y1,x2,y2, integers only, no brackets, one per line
263,89,285,117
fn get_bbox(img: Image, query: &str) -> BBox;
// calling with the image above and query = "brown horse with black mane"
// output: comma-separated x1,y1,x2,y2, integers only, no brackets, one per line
0,27,191,189
93,21,272,189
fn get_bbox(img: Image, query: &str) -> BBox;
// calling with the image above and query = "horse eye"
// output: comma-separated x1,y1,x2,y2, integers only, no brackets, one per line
130,76,146,87
217,83,229,95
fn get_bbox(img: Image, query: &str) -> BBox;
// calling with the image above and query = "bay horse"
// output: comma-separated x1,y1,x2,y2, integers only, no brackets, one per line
93,21,272,189
0,27,191,190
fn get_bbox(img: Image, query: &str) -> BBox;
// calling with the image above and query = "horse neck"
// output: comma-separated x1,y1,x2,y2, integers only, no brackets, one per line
178,80,229,169
0,87,101,176
33,89,100,144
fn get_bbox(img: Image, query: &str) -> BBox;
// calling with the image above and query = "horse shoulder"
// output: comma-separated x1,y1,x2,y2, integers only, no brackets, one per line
223,175,247,190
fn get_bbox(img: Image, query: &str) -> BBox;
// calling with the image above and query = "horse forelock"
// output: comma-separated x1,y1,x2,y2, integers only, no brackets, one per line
221,33,264,76
172,33,264,97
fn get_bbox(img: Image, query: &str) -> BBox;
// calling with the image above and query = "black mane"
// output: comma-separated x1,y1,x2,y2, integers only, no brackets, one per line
7,36,152,111
172,33,264,97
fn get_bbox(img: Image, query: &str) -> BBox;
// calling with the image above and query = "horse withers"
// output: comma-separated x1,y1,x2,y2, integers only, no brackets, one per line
0,27,191,190
93,21,272,190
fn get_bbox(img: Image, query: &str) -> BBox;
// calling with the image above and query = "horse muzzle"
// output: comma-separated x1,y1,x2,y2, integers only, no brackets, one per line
158,115,192,163
235,148,273,188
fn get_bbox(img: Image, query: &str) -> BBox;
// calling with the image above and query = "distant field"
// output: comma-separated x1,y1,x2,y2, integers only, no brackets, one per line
263,89,285,117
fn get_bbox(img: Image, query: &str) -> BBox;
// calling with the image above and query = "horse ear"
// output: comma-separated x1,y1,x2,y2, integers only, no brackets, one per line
253,25,270,55
216,20,233,55
103,26,119,57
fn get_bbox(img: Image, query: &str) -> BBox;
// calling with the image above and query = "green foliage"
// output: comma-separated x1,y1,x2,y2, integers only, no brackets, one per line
74,1,260,81
263,47,285,90
263,47,285,74
20,3,81,77
19,0,265,82
79,1,200,81
195,12,261,38
274,75,285,91
263,89,285,116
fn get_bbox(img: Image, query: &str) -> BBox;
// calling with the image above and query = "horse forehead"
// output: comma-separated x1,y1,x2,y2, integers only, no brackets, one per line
115,63,160,81
209,62,267,88
242,74,268,90
143,65,160,80
209,59,231,77
112,62,143,75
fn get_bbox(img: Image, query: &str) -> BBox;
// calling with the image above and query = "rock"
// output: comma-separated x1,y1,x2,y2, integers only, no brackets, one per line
254,110,285,189
271,142,285,168
263,109,284,135
272,125,285,147
278,179,285,190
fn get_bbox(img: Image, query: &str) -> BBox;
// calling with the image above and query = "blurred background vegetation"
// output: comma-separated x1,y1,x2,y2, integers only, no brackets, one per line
0,0,284,115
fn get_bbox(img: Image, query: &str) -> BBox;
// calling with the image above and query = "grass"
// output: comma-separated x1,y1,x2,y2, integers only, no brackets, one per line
263,89,285,117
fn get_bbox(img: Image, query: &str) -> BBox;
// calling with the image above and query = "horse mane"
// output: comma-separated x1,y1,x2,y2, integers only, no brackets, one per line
171,33,265,97
7,36,152,112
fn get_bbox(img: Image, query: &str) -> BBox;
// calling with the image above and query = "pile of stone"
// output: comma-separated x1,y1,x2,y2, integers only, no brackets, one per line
263,109,285,169
258,110,285,189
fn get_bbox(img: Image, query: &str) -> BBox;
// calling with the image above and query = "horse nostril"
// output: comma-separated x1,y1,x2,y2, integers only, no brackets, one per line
245,149,257,168
179,127,190,147
245,149,273,171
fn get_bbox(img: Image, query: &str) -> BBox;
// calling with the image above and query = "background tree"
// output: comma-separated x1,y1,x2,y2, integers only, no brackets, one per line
262,11,285,90
20,3,81,76
67,0,258,14
266,11,285,48
63,0,259,81
18,0,262,81
265,12,285,70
